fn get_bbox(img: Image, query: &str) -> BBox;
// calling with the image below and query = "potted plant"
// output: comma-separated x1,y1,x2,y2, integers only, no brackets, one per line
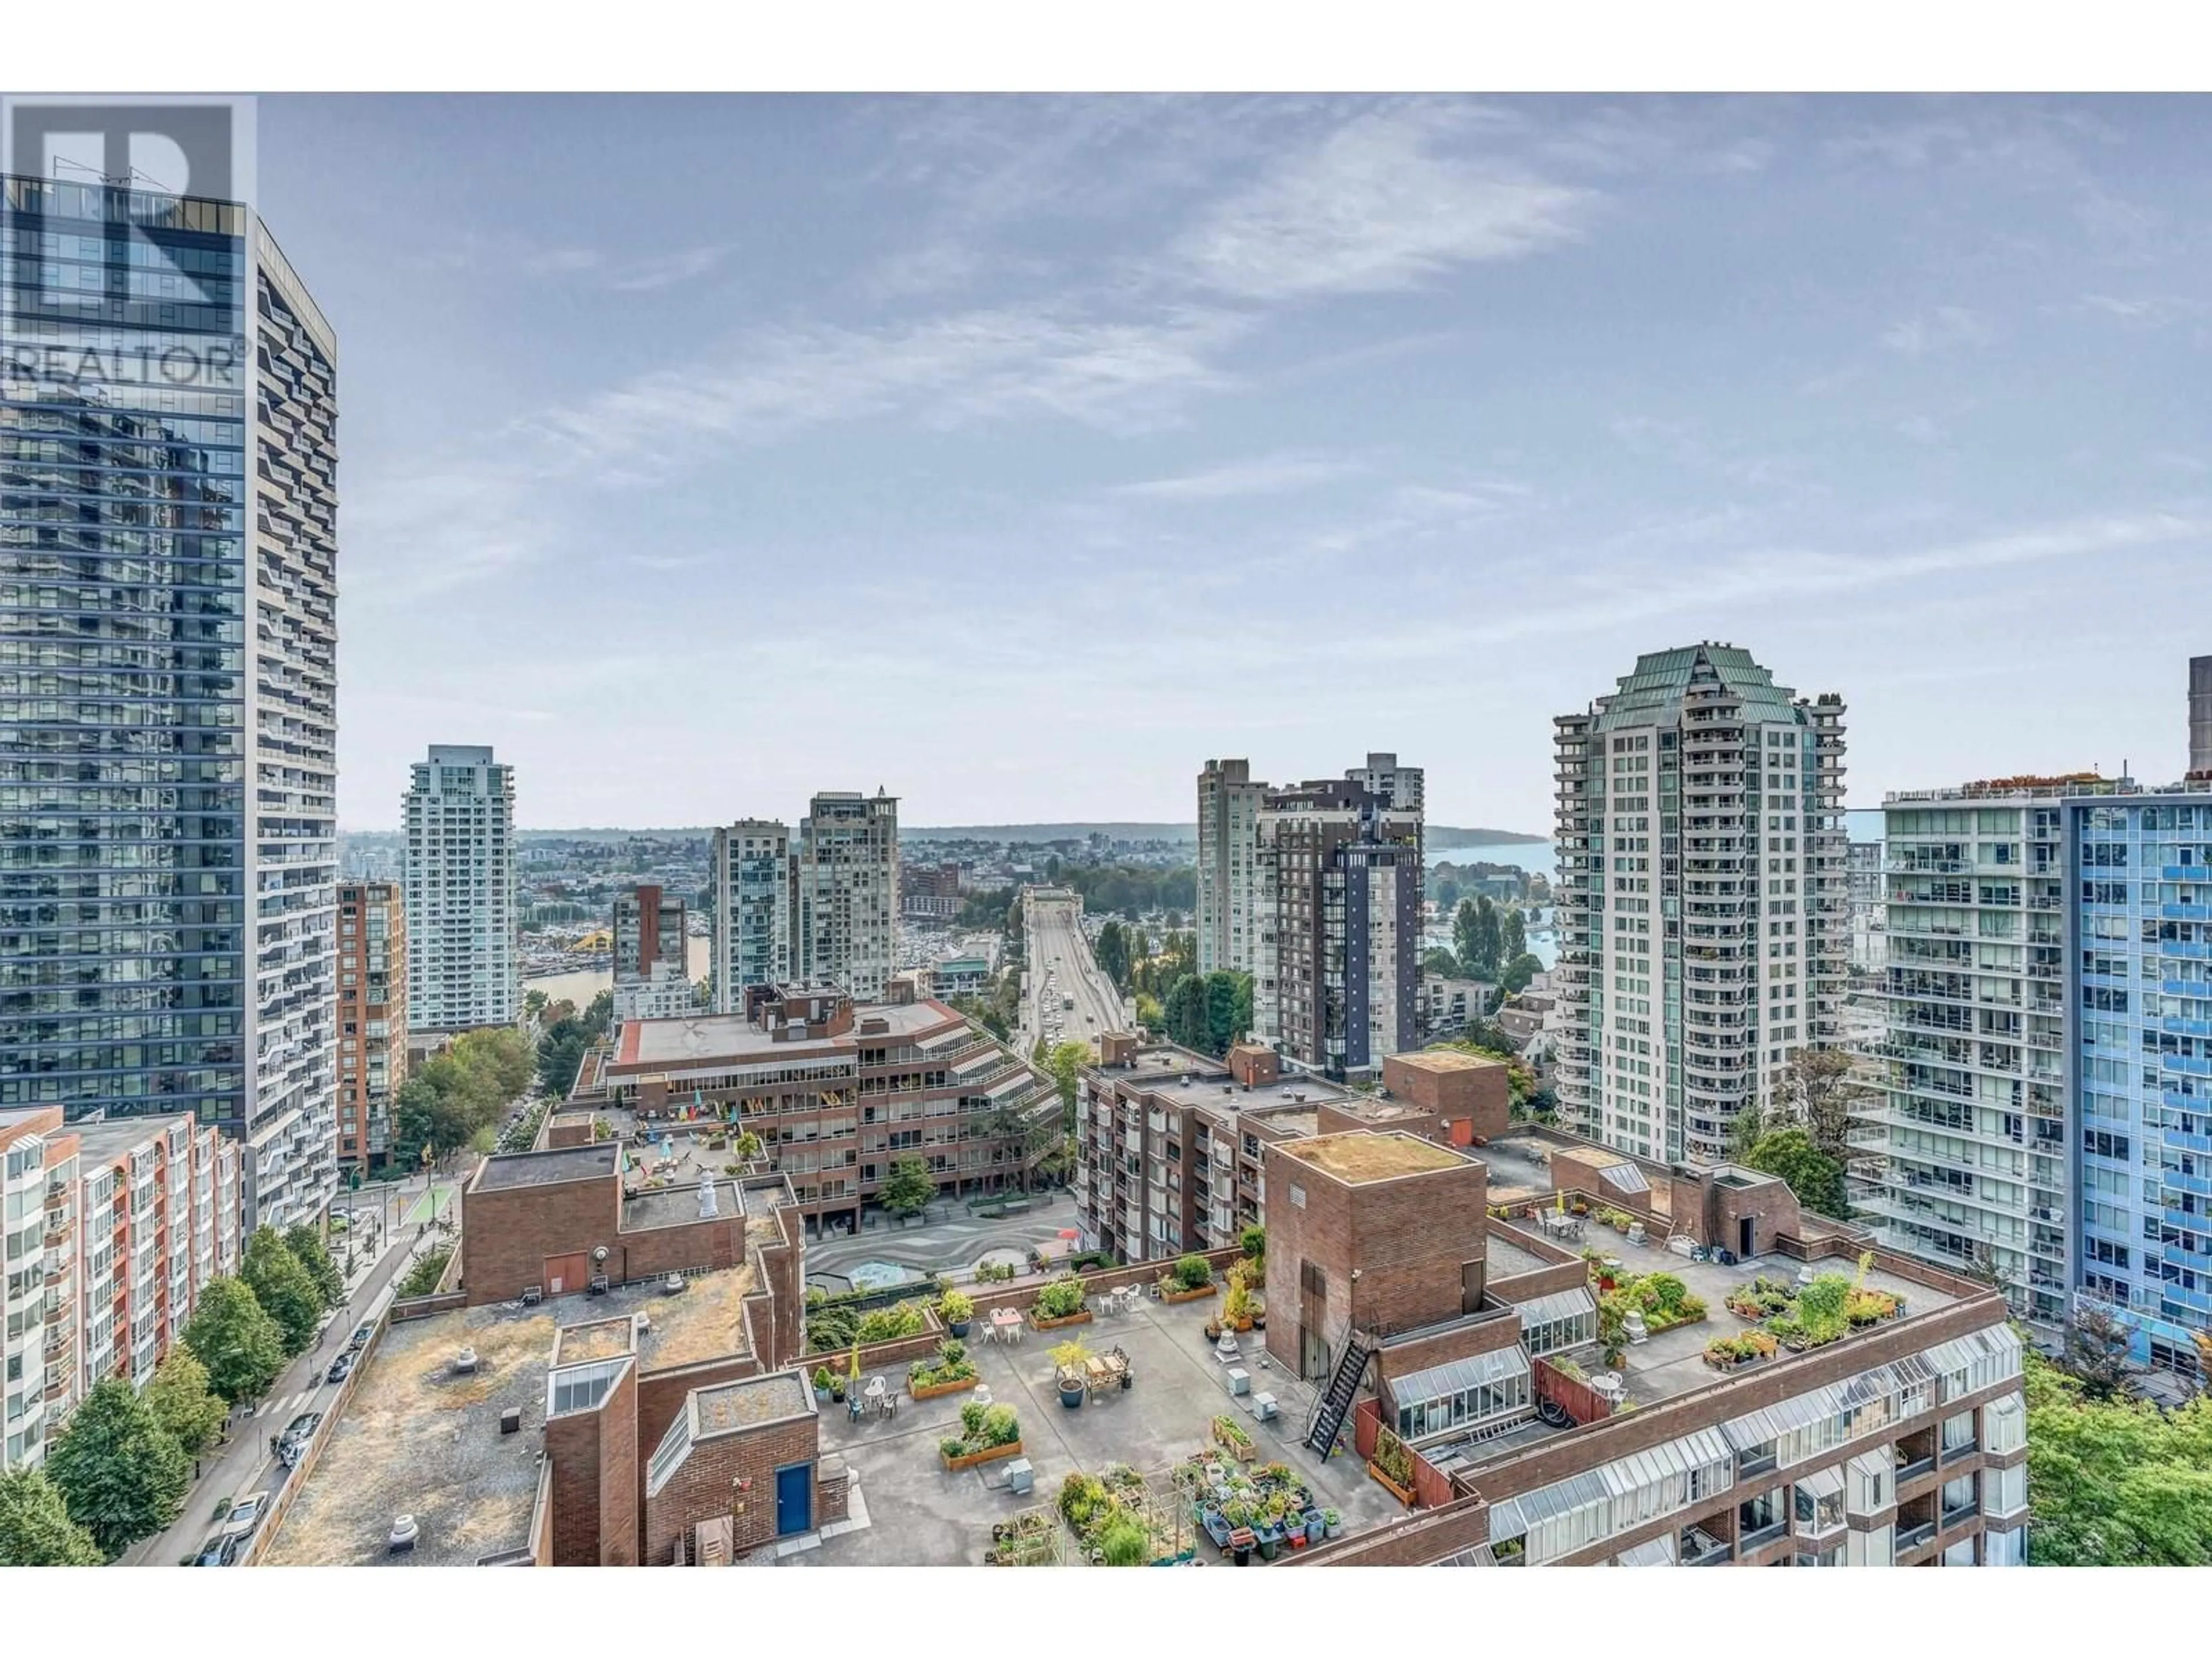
938,1287,975,1338
1052,1339,1091,1408
1034,1273,1089,1327
813,1365,834,1403
1321,1506,1342,1539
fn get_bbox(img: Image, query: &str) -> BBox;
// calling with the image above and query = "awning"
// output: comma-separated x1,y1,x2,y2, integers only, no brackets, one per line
1389,1344,1532,1407
1613,1535,1680,1566
1484,1468,1611,1543
1795,1465,1844,1499
1847,1445,1895,1480
1921,1323,2022,1378
1599,1427,1733,1497
1516,1286,1597,1330
1723,1380,1847,1449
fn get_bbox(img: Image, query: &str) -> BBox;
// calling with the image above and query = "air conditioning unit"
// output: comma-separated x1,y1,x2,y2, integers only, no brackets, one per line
520,1285,543,1306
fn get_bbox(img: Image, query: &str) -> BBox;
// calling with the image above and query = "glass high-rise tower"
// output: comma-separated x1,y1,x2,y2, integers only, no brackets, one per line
1,173,338,1229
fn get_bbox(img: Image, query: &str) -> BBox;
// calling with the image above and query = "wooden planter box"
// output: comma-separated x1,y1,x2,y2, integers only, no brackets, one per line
1368,1462,1417,1508
1032,1309,1093,1331
910,1374,980,1401
1160,1283,1217,1305
1211,1420,1257,1463
941,1438,1025,1472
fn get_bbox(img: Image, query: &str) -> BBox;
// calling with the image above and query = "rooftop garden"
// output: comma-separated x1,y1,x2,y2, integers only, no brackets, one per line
1058,1464,1196,1566
907,1337,978,1395
1718,1253,1903,1362
1172,1451,1331,1560
938,1399,1021,1469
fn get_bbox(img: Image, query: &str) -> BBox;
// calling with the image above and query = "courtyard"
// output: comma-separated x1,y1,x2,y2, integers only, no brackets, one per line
792,1291,1407,1565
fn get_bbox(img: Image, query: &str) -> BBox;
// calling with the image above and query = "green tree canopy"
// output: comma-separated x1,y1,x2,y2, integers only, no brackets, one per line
1093,920,1130,991
45,1378,190,1558
1421,947,1462,979
1501,906,1528,962
242,1225,324,1354
1045,1041,1090,1123
2025,1344,2212,1564
1161,974,1207,1051
0,1467,103,1566
143,1345,228,1458
181,1275,288,1403
283,1222,345,1310
1741,1126,1849,1219
881,1154,937,1218
1498,952,1544,997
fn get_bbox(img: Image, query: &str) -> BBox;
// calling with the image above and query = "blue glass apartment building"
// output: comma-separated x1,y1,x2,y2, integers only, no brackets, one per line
2073,787,2212,1376
1,173,338,1229
1866,774,2211,1382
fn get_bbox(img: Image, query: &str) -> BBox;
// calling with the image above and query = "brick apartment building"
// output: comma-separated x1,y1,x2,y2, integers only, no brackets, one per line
264,1147,836,1567
1074,1038,1513,1264
569,984,1060,1233
1259,1122,2027,1567
1,1107,240,1472
336,881,407,1173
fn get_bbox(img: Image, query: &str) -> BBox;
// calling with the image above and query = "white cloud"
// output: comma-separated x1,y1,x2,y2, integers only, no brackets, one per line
524,303,1251,472
1113,453,1363,501
1165,103,1591,302
1882,306,1994,357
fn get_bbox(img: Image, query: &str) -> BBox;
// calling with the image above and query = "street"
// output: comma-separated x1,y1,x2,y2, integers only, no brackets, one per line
1021,895,1127,1051
123,1175,460,1567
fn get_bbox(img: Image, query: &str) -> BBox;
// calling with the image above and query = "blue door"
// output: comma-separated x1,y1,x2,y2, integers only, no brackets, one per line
775,1463,813,1536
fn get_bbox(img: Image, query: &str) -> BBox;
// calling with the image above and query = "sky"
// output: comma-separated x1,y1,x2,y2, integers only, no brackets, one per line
262,94,2212,832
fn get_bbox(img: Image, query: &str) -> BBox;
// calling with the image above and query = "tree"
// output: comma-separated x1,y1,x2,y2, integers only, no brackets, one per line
1498,952,1544,997
0,1467,103,1566
2024,1344,2212,1564
1453,897,1503,981
242,1225,324,1354
143,1346,228,1459
880,1156,937,1219
1162,975,1207,1051
2062,1304,2137,1401
1742,1126,1849,1220
181,1276,287,1403
1094,920,1130,991
1501,907,1527,962
1777,1046,1865,1164
1044,1041,1090,1126
1203,971,1249,1057
283,1222,345,1310
1420,947,1461,979
44,1378,189,1558
1728,1100,1766,1162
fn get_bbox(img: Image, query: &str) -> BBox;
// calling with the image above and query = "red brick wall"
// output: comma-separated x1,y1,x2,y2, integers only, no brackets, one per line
1227,1044,1280,1087
1382,1054,1510,1142
1262,1145,1490,1358
1375,1307,1522,1387
1533,1354,1610,1426
462,1171,623,1305
641,1410,822,1563
638,1356,760,1476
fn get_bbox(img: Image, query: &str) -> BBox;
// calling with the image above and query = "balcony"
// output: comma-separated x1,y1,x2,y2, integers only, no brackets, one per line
1895,1519,1937,1553
1679,1525,1733,1565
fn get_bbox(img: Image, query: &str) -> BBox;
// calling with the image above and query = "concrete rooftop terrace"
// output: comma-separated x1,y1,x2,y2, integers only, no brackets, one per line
612,998,959,1069
264,1268,762,1568
1279,1131,1471,1183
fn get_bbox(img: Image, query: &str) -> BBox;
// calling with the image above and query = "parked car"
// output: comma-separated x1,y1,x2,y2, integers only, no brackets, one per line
219,1490,271,1541
193,1532,241,1567
347,1321,374,1351
276,1411,324,1467
326,1350,357,1385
